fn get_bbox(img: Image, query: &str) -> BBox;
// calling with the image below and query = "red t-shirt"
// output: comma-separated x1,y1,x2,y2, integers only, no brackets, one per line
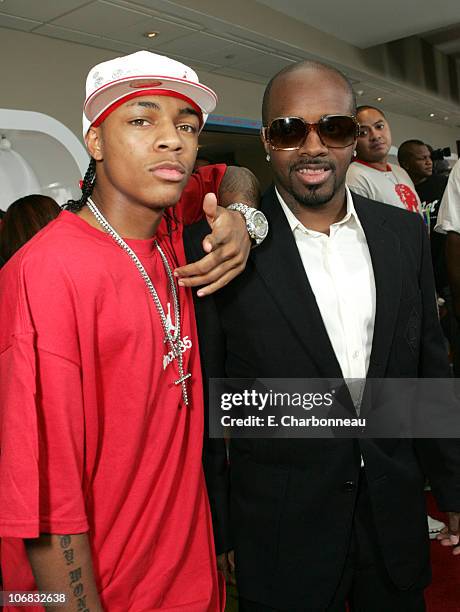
0,165,226,611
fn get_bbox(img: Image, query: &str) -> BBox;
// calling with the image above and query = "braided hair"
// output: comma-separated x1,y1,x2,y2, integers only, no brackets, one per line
64,156,178,238
64,157,96,212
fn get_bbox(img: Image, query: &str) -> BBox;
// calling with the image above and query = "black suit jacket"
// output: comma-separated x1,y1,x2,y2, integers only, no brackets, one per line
184,188,460,610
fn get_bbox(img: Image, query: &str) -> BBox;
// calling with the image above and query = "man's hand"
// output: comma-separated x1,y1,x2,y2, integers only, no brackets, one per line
437,512,460,555
175,193,250,297
217,550,236,585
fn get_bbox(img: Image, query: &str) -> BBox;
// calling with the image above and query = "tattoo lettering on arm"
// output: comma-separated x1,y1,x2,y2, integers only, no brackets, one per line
69,567,82,585
60,536,91,612
60,535,72,549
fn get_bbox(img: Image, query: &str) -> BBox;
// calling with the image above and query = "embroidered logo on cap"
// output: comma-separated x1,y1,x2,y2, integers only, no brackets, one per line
92,71,104,87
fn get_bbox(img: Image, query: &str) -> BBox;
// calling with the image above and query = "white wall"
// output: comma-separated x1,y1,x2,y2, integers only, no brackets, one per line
0,29,114,142
385,110,459,152
0,28,265,141
0,27,458,154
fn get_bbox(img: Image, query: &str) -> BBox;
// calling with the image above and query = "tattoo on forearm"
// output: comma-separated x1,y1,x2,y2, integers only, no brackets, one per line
59,535,72,550
59,536,91,612
220,167,260,204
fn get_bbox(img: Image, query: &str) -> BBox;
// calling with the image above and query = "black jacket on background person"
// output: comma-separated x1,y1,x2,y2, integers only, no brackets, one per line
416,174,448,290
185,187,460,610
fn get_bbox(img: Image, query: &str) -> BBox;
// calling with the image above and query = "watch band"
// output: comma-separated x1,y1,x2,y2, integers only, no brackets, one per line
227,203,268,246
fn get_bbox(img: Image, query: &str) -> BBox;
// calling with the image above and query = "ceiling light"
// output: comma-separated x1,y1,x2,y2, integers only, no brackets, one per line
444,116,449,120
429,113,435,117
144,31,159,39
356,89,364,96
376,97,383,102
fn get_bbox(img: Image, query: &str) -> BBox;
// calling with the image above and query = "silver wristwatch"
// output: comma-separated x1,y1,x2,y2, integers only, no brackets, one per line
227,203,269,246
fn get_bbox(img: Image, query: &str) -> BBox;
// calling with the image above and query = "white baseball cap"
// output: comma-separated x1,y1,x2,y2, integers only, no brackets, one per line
82,50,218,137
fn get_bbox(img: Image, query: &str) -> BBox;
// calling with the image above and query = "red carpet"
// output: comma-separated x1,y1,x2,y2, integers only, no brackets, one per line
425,493,460,611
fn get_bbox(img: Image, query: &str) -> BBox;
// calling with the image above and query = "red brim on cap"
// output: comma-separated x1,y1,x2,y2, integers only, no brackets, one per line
84,74,217,123
91,89,204,128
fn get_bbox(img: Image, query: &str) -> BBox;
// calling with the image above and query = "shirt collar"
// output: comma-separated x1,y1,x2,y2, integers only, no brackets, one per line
354,159,392,172
276,185,364,236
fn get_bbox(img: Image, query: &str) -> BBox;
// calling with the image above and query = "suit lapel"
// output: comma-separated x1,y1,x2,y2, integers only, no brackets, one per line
253,189,402,380
253,187,342,378
353,195,402,378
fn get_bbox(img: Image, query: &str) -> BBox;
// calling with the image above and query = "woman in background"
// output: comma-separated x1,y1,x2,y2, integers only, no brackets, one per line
0,194,61,264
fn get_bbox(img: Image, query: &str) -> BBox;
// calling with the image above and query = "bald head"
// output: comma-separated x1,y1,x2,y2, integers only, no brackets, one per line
260,61,357,214
398,139,433,183
356,105,385,119
262,61,356,125
397,139,426,167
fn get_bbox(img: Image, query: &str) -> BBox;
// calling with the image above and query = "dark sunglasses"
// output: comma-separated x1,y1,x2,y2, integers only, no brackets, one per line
262,115,359,150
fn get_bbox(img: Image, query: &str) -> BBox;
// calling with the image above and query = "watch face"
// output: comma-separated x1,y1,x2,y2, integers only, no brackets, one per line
252,211,269,239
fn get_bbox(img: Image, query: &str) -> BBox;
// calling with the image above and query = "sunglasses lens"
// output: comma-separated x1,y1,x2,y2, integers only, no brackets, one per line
319,116,357,147
268,117,306,149
266,116,357,149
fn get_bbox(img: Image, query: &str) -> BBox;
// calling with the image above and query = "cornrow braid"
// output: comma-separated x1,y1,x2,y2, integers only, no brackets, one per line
64,158,96,212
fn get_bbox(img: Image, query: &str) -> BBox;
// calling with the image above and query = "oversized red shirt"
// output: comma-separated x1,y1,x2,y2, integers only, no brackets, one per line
0,165,226,611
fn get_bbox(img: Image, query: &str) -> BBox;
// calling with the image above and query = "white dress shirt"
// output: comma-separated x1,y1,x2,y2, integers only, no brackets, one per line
277,186,376,387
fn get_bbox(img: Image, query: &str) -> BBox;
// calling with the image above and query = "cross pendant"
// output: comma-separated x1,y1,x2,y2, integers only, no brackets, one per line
175,372,191,406
175,372,191,386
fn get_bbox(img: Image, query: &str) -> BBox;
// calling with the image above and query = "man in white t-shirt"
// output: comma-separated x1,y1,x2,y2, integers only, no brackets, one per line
436,159,460,236
435,159,460,375
346,106,421,214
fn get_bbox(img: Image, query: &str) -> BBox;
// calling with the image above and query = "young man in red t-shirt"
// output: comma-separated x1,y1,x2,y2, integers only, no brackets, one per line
0,51,263,611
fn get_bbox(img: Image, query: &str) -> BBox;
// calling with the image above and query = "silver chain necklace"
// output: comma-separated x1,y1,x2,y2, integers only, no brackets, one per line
86,196,191,405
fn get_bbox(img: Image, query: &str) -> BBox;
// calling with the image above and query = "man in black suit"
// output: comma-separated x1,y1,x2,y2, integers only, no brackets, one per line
186,61,460,611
